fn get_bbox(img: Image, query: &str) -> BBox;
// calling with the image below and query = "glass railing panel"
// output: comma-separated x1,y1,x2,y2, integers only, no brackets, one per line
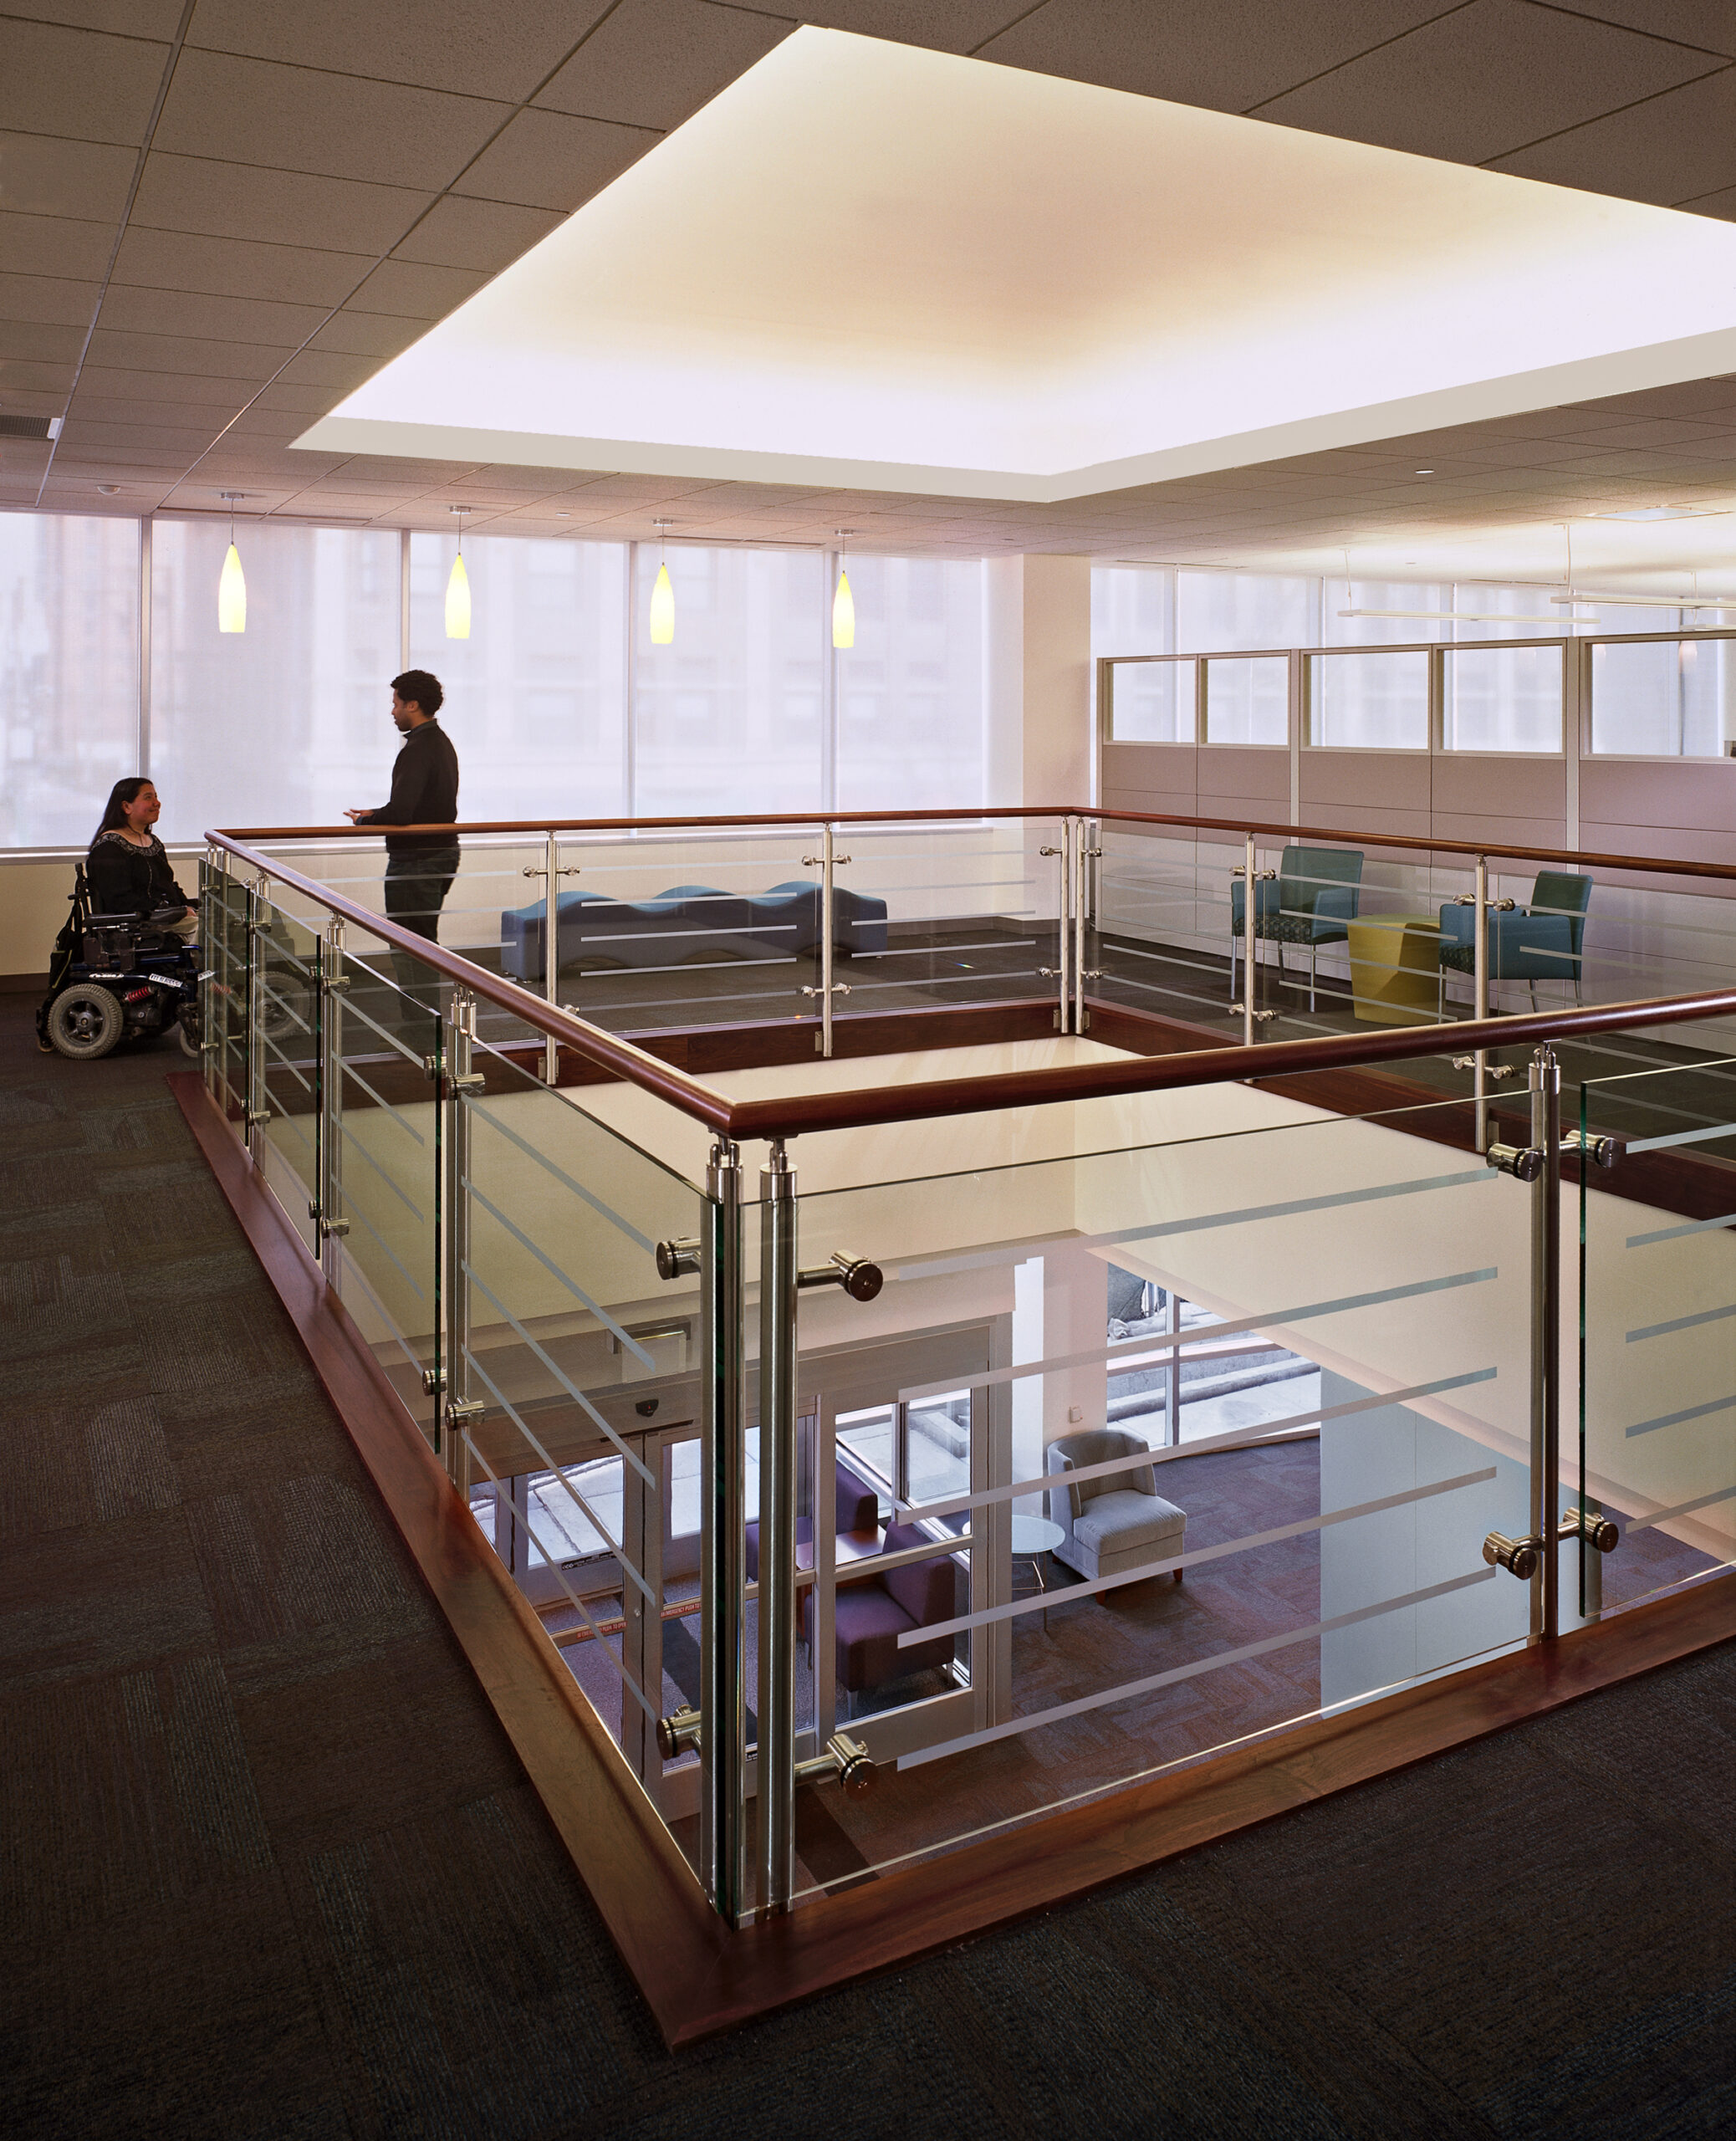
532,827,824,1042
253,892,322,1260
766,1072,1534,1895
325,936,446,1444
1577,1051,1736,1618
833,818,1064,1029
452,1035,712,1864
201,855,251,1122
1095,821,1239,1034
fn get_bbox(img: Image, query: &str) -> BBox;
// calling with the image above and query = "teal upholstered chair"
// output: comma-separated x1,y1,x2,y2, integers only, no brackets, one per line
1437,871,1591,1015
1229,846,1364,1012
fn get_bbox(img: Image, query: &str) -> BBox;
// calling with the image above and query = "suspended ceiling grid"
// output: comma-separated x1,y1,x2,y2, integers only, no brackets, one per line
4,0,1736,570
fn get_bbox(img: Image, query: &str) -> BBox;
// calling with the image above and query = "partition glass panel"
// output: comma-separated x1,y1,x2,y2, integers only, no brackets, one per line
835,819,1064,1024
1590,636,1736,757
1105,657,1193,743
1577,1052,1736,1619
202,856,252,1122
779,1074,1533,1894
1442,643,1562,753
1203,656,1288,745
1307,648,1429,749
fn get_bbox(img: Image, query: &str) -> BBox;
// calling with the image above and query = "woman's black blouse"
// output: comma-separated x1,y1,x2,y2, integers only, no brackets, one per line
86,830,191,920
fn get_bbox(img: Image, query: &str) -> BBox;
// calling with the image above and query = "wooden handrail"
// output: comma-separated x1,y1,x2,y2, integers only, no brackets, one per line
215,801,1736,883
209,826,1736,1144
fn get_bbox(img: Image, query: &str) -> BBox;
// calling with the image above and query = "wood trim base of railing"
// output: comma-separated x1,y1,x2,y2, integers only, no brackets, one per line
171,1069,1736,2049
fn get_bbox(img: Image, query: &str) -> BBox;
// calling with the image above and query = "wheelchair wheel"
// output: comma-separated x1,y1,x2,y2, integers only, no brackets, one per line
178,1019,202,1060
47,984,125,1060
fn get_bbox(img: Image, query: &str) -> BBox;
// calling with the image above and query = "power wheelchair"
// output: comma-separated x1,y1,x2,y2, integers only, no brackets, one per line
36,866,204,1061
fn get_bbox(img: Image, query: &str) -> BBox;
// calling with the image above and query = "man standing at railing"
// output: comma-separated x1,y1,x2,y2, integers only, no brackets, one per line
345,671,459,1039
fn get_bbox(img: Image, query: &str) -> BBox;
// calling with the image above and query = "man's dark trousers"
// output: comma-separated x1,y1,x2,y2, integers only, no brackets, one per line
382,845,459,1045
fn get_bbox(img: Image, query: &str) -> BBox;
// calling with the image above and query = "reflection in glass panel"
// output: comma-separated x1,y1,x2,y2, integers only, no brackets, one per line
1590,636,1736,756
836,555,985,809
409,533,627,818
1109,659,1192,742
1308,649,1429,749
632,545,824,815
1179,570,1313,652
1443,644,1563,753
151,518,401,841
1204,655,1288,744
523,1459,623,1570
0,510,140,846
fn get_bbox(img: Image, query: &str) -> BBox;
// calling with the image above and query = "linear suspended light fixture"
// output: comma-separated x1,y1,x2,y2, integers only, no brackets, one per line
1337,606,1599,626
445,505,472,639
217,492,247,633
1547,589,1736,611
649,519,675,644
832,528,855,650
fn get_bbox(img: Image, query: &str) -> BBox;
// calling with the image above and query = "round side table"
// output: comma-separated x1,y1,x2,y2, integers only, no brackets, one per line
1010,1514,1065,1632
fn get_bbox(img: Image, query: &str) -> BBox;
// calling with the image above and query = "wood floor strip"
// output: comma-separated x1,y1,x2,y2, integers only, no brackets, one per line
170,1069,1736,2050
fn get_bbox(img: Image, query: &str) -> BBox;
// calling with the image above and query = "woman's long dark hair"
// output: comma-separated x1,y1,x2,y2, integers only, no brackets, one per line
93,777,152,846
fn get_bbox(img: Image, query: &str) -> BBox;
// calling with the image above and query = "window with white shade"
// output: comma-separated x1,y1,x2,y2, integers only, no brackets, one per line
1442,644,1563,753
0,512,139,847
409,532,627,820
150,518,400,842
835,554,986,808
1308,648,1429,749
1590,636,1736,756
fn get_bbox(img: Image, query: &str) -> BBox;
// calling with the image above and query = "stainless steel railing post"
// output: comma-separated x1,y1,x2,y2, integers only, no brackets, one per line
700,1137,747,1922
245,871,269,1157
819,824,835,1060
442,986,477,1485
1474,854,1489,1152
320,917,345,1289
1242,831,1257,1048
757,1137,799,1917
1529,1044,1561,1642
543,828,559,1086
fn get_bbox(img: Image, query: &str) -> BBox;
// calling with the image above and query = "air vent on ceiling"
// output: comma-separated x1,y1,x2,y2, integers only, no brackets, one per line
0,414,61,441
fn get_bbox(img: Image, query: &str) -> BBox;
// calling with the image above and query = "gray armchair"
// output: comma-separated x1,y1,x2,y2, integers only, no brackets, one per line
1045,1428,1186,1585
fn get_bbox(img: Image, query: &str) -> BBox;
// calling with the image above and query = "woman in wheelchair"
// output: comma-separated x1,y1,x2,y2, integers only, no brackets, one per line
86,778,198,939
36,778,203,1059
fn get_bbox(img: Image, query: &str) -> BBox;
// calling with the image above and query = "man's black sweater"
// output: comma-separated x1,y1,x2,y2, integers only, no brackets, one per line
358,719,460,853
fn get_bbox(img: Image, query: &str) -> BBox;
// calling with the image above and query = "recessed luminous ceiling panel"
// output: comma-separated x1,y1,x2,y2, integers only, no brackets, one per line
297,28,1736,504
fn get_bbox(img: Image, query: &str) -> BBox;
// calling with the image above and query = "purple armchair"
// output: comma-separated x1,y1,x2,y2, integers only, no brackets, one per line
807,1521,959,1715
746,1459,878,1581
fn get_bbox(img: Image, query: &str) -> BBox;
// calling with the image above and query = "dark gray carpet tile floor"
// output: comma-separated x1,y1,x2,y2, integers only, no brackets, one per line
3,999,1733,2141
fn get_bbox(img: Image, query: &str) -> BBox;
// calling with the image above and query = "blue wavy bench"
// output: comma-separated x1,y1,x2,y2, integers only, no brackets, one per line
500,880,888,984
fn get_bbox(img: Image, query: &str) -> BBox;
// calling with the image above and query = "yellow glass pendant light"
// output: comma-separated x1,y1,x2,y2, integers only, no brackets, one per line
831,529,855,650
649,519,675,644
217,493,247,633
446,506,472,639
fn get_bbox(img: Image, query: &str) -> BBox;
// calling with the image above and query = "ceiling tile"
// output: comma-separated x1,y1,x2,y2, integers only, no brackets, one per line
111,226,373,308
0,385,64,416
0,319,86,363
1680,181,1736,218
98,284,325,346
130,151,431,253
977,0,1448,116
251,379,348,416
185,1,614,103
80,362,282,406
0,208,115,280
57,417,220,452
274,347,385,391
153,49,513,190
451,105,660,212
306,309,431,360
22,4,186,31
66,392,245,427
1571,4,1736,60
0,127,137,221
0,356,76,393
0,271,100,330
534,0,790,131
83,326,288,377
345,258,489,319
0,18,169,146
1489,64,1736,203
391,196,564,271
794,6,1034,54
1248,0,1722,164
